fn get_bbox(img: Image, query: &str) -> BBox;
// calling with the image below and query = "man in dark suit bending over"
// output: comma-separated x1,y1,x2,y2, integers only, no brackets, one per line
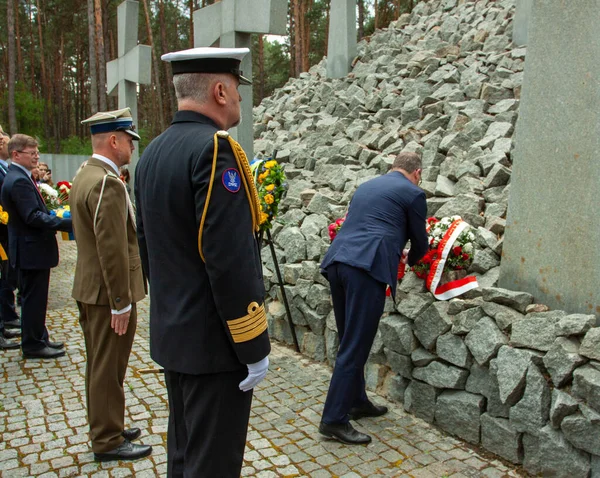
2,134,72,359
319,152,429,444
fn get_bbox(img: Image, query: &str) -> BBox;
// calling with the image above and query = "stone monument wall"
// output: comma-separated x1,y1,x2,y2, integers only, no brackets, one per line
252,0,600,475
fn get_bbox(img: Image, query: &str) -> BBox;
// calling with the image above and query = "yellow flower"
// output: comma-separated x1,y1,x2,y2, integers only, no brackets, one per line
0,212,8,225
265,160,277,169
265,184,275,192
258,172,268,183
260,212,268,224
264,194,274,205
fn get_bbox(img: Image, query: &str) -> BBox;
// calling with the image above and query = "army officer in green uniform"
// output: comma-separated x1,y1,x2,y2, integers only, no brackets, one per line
135,47,270,477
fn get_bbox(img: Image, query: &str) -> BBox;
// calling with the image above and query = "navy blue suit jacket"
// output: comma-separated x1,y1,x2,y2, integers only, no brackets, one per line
321,171,429,295
0,164,9,245
1,164,72,270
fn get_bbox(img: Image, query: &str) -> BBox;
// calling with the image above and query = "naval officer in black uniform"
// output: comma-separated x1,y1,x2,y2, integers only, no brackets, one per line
135,47,270,477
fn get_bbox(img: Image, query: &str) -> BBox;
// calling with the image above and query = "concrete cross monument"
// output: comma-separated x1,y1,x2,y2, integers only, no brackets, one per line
106,0,152,181
500,0,600,316
326,0,357,79
512,0,533,46
193,0,287,160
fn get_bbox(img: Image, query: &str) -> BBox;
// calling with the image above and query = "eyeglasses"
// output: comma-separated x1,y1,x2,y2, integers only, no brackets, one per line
17,150,40,157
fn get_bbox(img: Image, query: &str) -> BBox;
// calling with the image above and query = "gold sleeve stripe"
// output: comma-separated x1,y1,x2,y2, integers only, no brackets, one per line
227,302,268,343
197,134,220,263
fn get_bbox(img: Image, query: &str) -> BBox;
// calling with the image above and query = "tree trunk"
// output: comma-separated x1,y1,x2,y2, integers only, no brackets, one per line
302,0,312,72
374,0,379,30
293,0,302,76
36,0,52,143
288,0,296,77
189,0,194,47
358,0,365,40
28,1,37,96
94,0,107,111
141,0,166,132
159,0,176,117
7,0,18,133
87,0,98,114
14,0,25,83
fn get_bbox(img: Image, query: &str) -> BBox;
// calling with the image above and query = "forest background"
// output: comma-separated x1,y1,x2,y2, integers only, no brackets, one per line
0,0,419,154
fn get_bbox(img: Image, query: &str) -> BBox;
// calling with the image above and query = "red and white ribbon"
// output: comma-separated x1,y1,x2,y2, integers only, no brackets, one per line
426,219,479,300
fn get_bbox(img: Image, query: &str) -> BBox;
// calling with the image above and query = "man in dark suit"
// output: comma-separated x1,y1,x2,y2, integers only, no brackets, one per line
0,131,20,350
319,152,429,444
136,47,270,477
1,134,72,359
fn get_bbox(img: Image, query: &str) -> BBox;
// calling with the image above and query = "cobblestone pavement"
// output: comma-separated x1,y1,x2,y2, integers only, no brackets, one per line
0,242,527,477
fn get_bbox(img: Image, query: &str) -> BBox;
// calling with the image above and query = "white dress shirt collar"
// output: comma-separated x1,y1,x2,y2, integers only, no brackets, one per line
92,153,120,176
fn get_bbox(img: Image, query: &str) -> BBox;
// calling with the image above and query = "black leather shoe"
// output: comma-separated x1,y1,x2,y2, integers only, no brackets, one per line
94,441,152,462
4,319,21,330
3,329,20,339
46,341,64,349
349,401,389,420
319,421,371,445
0,335,19,350
122,428,141,442
23,346,66,359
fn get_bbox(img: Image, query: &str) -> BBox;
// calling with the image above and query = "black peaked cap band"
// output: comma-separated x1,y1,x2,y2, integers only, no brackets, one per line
171,58,242,76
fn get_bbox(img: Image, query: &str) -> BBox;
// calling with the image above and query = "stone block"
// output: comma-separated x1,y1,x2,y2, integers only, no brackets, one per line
510,313,562,352
509,364,551,435
522,433,540,475
469,249,500,274
538,425,591,478
395,293,433,319
365,362,388,392
385,373,409,404
557,314,597,337
283,264,302,284
561,413,600,457
302,332,326,362
404,379,439,423
481,301,524,332
550,389,579,429
495,345,542,406
412,361,469,389
434,390,484,444
379,314,418,355
481,287,534,313
465,316,508,365
414,302,452,350
411,347,437,367
384,348,413,379
580,328,600,361
437,333,472,368
481,413,523,463
573,365,600,414
543,337,587,388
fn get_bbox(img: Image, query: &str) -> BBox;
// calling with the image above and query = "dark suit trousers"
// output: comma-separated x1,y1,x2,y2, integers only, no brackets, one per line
19,268,50,352
322,262,387,425
164,368,252,478
78,302,137,453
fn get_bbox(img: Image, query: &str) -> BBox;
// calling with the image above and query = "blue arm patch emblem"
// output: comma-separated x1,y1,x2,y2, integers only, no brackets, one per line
222,168,241,193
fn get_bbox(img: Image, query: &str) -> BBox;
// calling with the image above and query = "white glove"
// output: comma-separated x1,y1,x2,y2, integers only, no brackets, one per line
401,248,409,264
239,356,269,392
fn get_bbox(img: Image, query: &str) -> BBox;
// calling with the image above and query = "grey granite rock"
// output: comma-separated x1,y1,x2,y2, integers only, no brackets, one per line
511,313,562,352
395,293,433,319
469,249,500,274
411,347,437,367
434,390,485,444
572,365,600,414
495,345,542,406
481,301,524,331
522,433,541,476
543,337,587,388
437,332,472,368
557,314,597,337
509,364,551,435
580,327,600,361
465,316,508,365
550,389,580,429
481,413,523,463
413,361,469,389
276,227,307,263
414,302,452,350
385,374,410,404
404,379,439,423
384,348,413,379
379,314,418,355
538,425,591,478
481,287,534,313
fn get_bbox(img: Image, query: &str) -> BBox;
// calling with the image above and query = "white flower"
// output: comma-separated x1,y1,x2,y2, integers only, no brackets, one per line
463,243,473,254
451,215,462,222
468,232,475,241
39,183,58,197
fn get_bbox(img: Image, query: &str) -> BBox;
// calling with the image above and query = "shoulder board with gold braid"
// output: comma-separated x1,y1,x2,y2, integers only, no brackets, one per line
198,131,262,262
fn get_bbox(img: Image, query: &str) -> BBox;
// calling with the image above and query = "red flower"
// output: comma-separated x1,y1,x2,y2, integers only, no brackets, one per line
427,217,439,225
453,246,462,256
462,253,470,261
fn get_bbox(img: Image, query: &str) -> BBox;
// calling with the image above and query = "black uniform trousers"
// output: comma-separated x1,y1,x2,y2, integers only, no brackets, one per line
322,262,387,425
165,368,252,478
18,268,50,353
